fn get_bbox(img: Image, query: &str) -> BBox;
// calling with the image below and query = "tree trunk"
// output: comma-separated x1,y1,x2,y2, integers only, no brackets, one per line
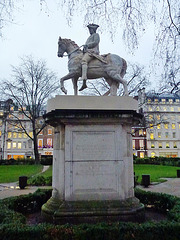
32,120,39,164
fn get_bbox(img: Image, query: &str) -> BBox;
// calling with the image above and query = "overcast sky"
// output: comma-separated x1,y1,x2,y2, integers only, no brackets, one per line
0,0,154,94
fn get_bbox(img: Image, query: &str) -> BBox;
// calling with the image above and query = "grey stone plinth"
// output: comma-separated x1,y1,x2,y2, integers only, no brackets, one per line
42,196,144,224
42,95,144,223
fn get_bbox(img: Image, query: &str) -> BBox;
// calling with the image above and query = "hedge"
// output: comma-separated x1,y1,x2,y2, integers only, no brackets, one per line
1,188,180,240
134,156,180,166
0,159,35,165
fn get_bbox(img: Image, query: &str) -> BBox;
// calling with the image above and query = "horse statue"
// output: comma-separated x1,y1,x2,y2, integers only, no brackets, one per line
57,37,128,96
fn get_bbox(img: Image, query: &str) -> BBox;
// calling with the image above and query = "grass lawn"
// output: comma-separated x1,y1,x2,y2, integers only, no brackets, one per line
134,164,180,183
39,166,52,178
0,165,43,183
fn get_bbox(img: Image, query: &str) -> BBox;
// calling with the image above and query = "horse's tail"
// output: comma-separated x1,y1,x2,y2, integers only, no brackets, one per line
120,58,127,78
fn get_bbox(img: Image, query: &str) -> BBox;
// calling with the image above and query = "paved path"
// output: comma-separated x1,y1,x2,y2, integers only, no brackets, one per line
1,175,180,200
137,178,180,197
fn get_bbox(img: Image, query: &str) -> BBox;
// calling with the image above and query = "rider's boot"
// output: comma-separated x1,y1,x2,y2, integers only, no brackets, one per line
79,64,88,91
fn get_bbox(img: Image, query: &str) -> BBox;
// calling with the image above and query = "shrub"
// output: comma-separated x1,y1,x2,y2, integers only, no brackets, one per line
1,189,180,239
28,175,52,186
0,158,35,165
40,157,53,166
134,156,180,166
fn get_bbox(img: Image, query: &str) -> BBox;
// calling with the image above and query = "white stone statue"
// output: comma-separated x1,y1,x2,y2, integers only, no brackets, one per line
57,24,128,96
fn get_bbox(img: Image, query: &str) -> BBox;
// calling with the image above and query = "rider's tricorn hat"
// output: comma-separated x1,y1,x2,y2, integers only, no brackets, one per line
87,23,99,31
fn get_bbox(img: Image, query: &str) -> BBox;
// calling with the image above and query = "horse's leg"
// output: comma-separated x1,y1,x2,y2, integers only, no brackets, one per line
60,72,75,94
108,72,128,96
110,82,119,96
103,78,111,96
72,77,78,95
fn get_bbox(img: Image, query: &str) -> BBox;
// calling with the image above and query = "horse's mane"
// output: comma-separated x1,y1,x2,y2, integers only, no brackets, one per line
62,38,80,48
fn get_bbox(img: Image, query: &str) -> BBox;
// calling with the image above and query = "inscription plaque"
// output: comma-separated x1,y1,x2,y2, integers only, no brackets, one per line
72,131,116,161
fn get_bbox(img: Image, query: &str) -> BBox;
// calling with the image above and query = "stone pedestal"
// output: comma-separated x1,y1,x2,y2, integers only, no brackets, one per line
42,96,144,223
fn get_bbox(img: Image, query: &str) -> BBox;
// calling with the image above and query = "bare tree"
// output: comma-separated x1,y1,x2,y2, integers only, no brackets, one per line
82,62,149,96
0,0,16,37
0,56,59,163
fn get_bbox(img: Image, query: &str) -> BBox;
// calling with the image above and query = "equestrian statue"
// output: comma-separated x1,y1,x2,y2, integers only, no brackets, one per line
57,24,128,96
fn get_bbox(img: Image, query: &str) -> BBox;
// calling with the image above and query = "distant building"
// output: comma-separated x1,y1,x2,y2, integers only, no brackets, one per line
37,116,54,158
137,89,180,158
132,126,147,158
0,101,52,160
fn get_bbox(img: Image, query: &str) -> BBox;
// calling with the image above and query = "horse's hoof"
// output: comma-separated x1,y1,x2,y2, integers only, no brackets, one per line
61,87,67,94
79,84,87,91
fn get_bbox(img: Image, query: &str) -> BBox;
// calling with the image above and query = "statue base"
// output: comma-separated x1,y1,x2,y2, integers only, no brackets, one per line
42,197,144,224
41,95,144,224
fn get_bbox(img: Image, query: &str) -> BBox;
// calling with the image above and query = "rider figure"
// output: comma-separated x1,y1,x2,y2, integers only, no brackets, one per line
79,24,100,91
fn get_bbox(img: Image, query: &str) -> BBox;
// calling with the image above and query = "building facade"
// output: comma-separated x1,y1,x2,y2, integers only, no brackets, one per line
0,101,53,160
137,89,180,158
37,117,54,158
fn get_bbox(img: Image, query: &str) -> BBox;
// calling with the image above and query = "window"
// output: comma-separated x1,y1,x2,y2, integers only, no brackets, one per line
12,142,16,149
164,124,168,129
8,132,12,138
159,142,162,148
47,138,52,147
172,123,176,129
28,139,32,148
166,142,170,148
0,131,1,137
157,124,161,129
154,99,158,103
139,129,143,136
176,99,179,103
170,107,174,111
165,132,169,138
29,132,33,138
48,128,52,135
150,124,153,129
23,133,28,138
178,107,180,112
18,132,22,138
148,99,151,103
38,139,43,148
132,140,135,150
23,142,26,149
173,132,176,138
162,99,166,104
169,99,173,104
171,116,175,120
140,152,144,158
0,120,2,126
173,142,177,148
156,114,160,120
163,107,167,111
151,152,156,158
18,142,22,149
39,130,43,135
150,133,154,139
179,124,180,129
149,106,152,111
149,115,153,120
7,142,11,149
158,132,161,138
156,106,160,111
151,142,155,148
13,132,17,138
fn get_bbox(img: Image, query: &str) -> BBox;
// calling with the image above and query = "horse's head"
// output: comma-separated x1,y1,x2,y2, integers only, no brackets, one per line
57,37,67,57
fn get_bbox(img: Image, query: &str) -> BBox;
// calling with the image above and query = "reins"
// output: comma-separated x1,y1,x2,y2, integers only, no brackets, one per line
63,45,83,57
